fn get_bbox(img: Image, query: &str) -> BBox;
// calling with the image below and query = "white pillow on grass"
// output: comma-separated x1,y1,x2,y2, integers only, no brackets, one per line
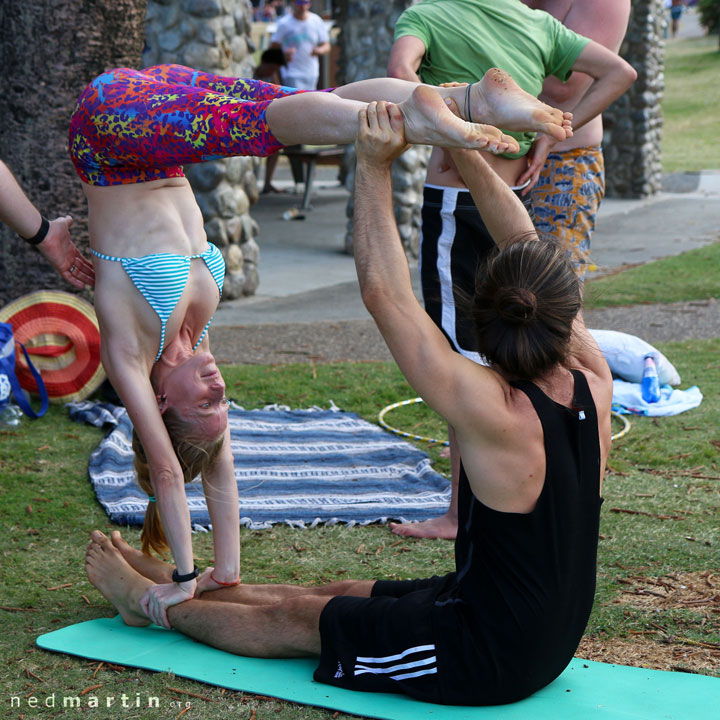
588,329,681,386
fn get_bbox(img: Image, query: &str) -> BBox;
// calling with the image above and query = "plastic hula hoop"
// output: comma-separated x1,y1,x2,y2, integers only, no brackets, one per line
378,398,449,446
379,398,631,444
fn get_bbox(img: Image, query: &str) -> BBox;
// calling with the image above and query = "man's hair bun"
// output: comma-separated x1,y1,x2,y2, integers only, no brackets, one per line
494,287,538,325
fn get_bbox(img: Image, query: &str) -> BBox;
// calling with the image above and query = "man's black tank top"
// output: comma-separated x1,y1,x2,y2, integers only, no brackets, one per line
432,369,603,705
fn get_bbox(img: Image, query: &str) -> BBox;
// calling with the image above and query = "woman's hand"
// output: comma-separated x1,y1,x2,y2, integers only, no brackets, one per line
140,580,196,628
37,215,95,289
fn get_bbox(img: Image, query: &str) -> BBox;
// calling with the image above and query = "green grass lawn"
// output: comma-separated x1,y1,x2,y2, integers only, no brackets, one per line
585,240,720,307
662,33,720,173
2,336,719,718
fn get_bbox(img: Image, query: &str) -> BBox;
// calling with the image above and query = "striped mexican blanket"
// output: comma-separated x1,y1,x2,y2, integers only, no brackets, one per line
69,402,451,529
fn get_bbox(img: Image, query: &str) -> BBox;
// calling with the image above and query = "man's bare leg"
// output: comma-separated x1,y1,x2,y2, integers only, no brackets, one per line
166,596,325,657
110,530,374,605
86,532,371,658
390,424,459,540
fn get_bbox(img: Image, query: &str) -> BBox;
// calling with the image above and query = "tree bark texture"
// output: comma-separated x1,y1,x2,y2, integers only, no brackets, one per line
0,0,148,307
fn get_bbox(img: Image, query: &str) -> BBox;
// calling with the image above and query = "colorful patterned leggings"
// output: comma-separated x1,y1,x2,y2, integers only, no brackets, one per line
69,65,312,186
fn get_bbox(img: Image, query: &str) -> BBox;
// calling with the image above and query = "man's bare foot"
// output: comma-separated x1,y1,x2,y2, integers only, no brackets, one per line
389,513,458,540
261,184,284,194
110,530,173,584
470,68,573,142
85,530,152,627
399,85,520,153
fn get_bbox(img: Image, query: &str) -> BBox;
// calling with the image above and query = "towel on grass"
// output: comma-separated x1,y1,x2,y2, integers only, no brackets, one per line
68,401,451,529
612,380,703,417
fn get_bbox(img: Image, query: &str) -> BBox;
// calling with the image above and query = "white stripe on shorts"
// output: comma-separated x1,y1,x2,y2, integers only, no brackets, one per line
354,643,437,681
432,186,484,365
356,643,435,664
390,667,439,681
355,655,437,676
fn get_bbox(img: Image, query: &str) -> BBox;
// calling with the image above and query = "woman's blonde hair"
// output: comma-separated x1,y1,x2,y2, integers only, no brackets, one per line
133,407,225,556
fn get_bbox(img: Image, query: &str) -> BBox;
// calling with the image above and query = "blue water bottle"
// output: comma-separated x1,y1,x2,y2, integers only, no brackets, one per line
641,354,661,403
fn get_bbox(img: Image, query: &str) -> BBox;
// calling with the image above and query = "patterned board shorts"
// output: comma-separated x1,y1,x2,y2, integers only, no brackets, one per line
68,65,311,186
530,146,605,274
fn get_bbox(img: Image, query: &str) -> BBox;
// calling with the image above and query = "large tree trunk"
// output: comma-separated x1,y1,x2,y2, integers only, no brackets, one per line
0,0,148,307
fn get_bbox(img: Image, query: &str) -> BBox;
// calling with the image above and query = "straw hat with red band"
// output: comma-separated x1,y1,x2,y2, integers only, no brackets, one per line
0,290,105,403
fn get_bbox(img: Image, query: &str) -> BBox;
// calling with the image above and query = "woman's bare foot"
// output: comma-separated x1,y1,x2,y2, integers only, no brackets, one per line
389,513,458,540
85,530,152,627
110,530,173,584
399,85,520,153
470,68,573,142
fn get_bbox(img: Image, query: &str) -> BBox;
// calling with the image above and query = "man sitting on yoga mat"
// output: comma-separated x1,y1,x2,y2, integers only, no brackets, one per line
85,101,612,707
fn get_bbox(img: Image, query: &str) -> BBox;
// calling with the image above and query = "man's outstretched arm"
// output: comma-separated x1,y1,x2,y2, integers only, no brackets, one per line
353,103,506,433
448,146,537,248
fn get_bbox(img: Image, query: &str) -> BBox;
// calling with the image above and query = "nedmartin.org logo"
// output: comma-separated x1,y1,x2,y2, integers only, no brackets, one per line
9,692,191,711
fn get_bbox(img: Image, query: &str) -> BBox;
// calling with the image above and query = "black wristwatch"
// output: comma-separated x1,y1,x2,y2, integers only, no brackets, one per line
172,565,199,584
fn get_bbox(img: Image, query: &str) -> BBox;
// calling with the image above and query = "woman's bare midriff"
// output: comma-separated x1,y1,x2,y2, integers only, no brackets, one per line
426,148,528,188
83,177,207,257
85,176,218,367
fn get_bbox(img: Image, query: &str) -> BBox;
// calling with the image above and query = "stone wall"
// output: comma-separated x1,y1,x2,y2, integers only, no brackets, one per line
603,0,666,198
144,0,261,297
334,0,428,256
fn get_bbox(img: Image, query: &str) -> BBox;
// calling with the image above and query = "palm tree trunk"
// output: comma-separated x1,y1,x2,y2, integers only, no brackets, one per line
0,0,148,306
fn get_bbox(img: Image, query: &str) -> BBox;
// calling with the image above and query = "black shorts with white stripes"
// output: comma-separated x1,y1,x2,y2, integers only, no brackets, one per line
314,573,459,704
420,185,534,361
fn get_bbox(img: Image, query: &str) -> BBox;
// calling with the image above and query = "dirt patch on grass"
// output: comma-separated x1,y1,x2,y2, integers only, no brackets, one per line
578,634,720,675
580,571,720,675
616,570,720,612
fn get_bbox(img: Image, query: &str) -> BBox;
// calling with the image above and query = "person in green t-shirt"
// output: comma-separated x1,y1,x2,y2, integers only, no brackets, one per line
387,0,636,541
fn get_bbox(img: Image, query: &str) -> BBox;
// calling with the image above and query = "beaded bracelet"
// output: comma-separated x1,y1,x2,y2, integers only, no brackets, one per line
210,570,241,587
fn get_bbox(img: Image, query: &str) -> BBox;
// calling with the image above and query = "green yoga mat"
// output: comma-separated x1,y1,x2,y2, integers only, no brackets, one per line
38,616,719,719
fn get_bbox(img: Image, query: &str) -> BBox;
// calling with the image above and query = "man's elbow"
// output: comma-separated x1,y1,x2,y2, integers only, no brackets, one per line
619,60,638,92
360,280,388,317
387,61,416,82
605,56,637,95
